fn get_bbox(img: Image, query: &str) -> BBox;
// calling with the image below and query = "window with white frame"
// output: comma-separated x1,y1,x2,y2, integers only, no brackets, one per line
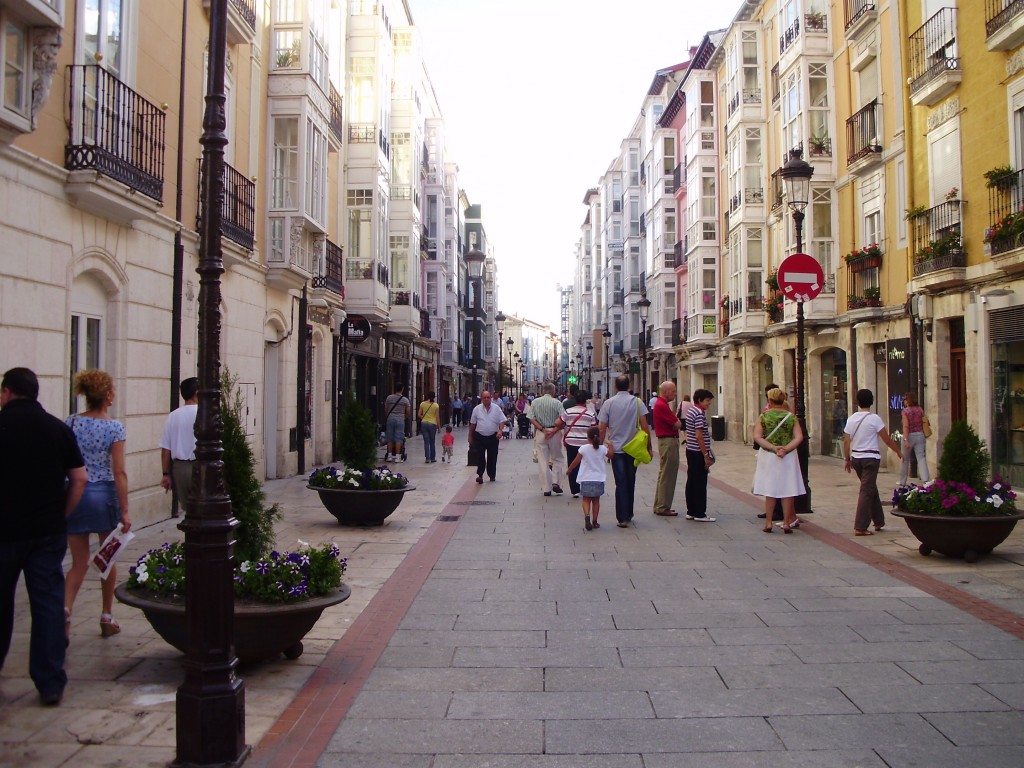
745,127,763,203
700,80,714,127
306,119,326,223
781,69,801,152
812,188,834,293
271,117,298,209
348,56,374,125
3,17,29,118
742,31,759,102
629,197,640,237
727,133,741,212
808,64,830,155
81,0,126,75
662,135,675,178
864,209,881,248
273,0,301,69
664,207,676,256
347,188,372,263
308,0,327,89
747,228,764,311
69,274,107,415
389,235,410,289
628,147,639,186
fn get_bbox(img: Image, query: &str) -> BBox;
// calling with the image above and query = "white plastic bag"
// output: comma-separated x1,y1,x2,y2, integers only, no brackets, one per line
92,527,135,580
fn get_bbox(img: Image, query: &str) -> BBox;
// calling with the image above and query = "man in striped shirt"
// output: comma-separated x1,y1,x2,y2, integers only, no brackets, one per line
529,383,568,496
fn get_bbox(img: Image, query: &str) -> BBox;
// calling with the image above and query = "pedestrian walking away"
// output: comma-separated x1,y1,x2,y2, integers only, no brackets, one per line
451,395,463,428
159,376,198,517
468,391,505,483
752,388,805,533
383,384,411,462
844,388,903,536
563,389,598,498
652,380,682,516
530,383,569,496
899,391,931,485
0,367,87,707
566,425,612,531
683,388,717,522
64,370,132,640
418,391,440,463
598,375,651,526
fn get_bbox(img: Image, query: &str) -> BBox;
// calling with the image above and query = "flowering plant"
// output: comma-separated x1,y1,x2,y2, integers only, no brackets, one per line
945,187,959,201
985,211,1024,244
762,292,784,322
308,464,409,490
844,244,882,264
127,540,347,602
892,479,1017,518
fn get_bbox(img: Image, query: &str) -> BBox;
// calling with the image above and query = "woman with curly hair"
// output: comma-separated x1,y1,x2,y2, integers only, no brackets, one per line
64,370,131,639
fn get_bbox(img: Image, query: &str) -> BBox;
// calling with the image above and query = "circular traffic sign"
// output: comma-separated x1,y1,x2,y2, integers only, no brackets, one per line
777,253,824,302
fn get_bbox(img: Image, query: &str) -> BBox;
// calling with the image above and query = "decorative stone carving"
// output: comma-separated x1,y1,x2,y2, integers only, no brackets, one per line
927,97,960,132
31,29,62,129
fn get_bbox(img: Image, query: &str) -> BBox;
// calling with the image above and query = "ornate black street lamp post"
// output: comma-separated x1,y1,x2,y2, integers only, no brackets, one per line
179,1,247,764
466,245,485,466
638,292,651,398
495,310,506,399
779,147,815,514
506,336,514,396
602,325,612,400
586,342,593,392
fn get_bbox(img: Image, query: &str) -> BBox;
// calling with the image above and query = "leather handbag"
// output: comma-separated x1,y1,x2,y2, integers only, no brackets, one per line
921,413,933,438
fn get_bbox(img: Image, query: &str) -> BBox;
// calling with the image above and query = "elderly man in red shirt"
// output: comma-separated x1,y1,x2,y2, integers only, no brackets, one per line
652,380,682,516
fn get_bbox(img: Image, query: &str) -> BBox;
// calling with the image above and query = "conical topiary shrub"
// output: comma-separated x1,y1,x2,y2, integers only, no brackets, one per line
222,369,281,562
937,420,990,492
335,392,378,471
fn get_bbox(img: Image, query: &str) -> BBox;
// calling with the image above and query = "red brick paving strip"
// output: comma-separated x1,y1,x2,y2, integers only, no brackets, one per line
250,475,480,768
711,475,1024,640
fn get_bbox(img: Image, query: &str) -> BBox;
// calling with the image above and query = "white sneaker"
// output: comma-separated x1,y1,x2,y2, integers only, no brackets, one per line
384,454,392,462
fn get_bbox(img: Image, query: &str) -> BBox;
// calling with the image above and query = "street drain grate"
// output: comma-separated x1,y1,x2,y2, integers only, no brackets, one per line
450,500,498,506
437,515,462,522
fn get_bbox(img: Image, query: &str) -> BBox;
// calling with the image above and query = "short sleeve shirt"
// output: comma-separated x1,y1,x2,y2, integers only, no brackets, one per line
576,444,609,483
685,407,709,452
66,415,126,482
653,397,679,438
563,404,598,447
759,409,795,447
384,394,410,422
470,403,507,436
845,411,886,458
598,392,644,451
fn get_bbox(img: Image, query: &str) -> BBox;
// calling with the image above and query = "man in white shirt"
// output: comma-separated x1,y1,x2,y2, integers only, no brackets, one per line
468,390,506,483
159,377,199,517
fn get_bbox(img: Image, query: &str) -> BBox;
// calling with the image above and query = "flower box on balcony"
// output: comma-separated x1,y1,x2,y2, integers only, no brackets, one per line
844,245,882,272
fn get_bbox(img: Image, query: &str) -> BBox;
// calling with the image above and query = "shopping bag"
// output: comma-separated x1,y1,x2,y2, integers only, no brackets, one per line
622,429,652,467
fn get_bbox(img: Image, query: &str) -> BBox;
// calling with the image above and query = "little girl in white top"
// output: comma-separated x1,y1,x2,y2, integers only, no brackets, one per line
566,426,614,531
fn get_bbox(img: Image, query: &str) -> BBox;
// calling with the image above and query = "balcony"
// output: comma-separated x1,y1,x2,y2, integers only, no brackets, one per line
909,8,961,107
770,64,780,108
346,258,389,286
390,290,420,308
844,0,877,40
203,0,256,45
846,100,882,171
780,17,801,54
349,123,375,143
805,11,828,33
987,0,1024,51
987,167,1024,272
671,317,686,346
196,159,256,253
311,239,343,298
328,83,343,147
910,201,966,289
64,65,166,222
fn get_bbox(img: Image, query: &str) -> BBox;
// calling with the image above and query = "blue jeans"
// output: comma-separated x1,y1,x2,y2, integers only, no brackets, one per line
0,533,68,696
610,452,637,522
421,422,438,461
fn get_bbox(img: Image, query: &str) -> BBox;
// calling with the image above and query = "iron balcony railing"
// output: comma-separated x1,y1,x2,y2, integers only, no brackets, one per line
313,239,343,296
196,158,255,250
987,0,1024,39
230,0,256,30
845,0,876,30
65,64,166,202
390,290,420,308
908,8,960,96
780,17,801,54
987,167,1024,257
345,258,388,286
328,82,343,144
349,123,374,143
805,11,828,32
910,200,965,277
846,99,882,166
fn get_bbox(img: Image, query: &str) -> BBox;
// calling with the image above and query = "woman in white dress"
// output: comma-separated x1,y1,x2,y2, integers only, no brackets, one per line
752,388,805,533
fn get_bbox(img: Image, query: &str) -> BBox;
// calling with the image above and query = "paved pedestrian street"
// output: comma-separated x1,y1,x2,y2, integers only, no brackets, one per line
2,431,1024,767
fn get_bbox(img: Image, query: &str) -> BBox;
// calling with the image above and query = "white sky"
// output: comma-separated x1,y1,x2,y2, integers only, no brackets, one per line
408,0,738,330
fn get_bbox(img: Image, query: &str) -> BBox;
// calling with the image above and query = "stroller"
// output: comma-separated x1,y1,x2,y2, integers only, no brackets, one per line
516,412,533,439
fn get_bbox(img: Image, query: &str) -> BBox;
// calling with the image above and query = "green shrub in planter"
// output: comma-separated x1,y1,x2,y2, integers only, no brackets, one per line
937,421,990,492
335,393,378,471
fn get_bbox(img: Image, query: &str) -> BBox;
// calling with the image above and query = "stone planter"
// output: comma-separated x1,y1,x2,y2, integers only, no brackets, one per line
308,485,415,526
115,583,351,664
892,510,1024,562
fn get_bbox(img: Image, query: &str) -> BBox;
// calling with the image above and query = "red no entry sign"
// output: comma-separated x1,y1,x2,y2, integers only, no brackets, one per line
777,253,824,302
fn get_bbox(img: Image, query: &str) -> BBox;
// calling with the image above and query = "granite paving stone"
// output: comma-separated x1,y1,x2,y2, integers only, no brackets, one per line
649,686,859,718
325,718,543,754
873,746,1024,768
361,667,543,692
838,683,1011,713
922,711,1024,746
447,691,654,719
544,717,781,754
641,750,888,767
768,712,943,750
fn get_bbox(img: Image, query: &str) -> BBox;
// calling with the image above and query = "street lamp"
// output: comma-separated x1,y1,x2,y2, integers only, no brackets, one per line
505,337,514,396
513,351,520,398
779,146,815,514
495,310,506,399
638,292,651,398
586,342,593,392
602,325,612,399
465,244,486,466
182,1,246,764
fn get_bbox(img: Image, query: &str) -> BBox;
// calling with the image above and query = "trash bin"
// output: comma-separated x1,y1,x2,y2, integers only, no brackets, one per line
710,415,726,442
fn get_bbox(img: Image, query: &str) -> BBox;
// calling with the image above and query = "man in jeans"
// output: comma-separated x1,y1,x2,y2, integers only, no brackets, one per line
598,375,651,527
0,367,87,706
383,384,410,462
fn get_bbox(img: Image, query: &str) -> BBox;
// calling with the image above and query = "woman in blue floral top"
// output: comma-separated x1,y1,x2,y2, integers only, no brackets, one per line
65,370,131,639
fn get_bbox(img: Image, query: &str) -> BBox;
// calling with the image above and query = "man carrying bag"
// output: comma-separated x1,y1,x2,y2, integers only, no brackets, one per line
598,375,651,528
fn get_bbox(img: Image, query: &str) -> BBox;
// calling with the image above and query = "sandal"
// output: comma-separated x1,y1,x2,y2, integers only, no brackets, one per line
762,526,773,533
854,530,874,536
99,613,121,638
782,526,793,534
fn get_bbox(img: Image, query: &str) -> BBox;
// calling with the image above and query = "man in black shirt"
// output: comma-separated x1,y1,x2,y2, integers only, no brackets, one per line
0,368,86,706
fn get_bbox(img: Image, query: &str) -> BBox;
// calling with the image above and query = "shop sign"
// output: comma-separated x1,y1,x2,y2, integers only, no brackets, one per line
388,339,411,360
885,339,911,438
702,316,717,334
342,315,372,343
